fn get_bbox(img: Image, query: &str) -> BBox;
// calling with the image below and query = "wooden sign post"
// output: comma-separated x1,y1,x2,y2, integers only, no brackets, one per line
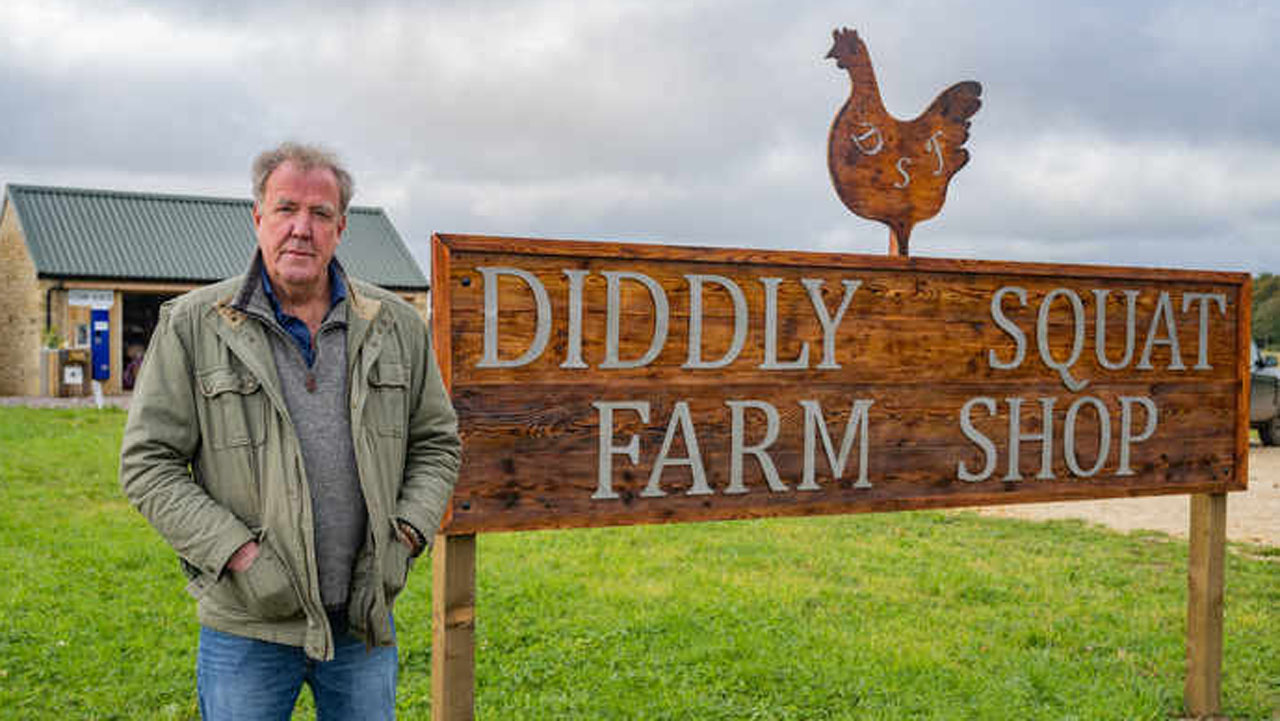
1186,492,1228,717
429,233,1249,719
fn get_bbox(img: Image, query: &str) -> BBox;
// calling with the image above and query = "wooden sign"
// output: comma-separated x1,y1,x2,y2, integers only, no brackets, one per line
431,234,1249,536
826,27,981,256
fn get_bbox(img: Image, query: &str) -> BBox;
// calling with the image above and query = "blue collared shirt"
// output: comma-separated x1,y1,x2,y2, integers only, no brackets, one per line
260,262,347,368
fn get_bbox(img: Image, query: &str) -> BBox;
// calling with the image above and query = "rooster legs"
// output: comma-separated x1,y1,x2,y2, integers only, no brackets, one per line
889,222,912,257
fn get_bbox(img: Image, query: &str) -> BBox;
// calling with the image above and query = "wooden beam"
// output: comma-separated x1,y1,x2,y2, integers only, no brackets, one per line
1185,492,1227,718
432,533,476,721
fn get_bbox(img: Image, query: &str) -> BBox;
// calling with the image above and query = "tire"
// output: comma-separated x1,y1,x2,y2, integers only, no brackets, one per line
1260,417,1280,446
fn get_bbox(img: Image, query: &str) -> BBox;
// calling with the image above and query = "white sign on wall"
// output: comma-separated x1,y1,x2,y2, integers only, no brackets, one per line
63,365,83,385
67,289,114,309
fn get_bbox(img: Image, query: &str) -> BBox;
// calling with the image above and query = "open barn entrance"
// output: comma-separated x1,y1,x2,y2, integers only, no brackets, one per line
121,292,177,390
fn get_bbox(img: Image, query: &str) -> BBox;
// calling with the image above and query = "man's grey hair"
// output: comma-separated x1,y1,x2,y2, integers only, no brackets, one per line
252,141,355,213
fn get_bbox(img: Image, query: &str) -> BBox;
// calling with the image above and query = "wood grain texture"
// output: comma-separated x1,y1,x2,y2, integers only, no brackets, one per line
432,234,454,390
435,233,1249,283
1185,493,1226,718
431,234,1250,535
431,533,475,721
1235,280,1253,497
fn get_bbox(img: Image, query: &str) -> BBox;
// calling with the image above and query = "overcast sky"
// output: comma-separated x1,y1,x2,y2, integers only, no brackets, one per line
4,0,1279,275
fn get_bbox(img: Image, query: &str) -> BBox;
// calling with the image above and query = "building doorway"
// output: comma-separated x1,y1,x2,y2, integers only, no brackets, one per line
121,293,176,390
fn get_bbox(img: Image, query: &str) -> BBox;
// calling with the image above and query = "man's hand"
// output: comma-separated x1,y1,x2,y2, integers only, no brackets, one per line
226,540,260,573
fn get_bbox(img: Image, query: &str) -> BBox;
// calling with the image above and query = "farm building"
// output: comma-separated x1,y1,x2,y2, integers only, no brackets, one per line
0,184,429,397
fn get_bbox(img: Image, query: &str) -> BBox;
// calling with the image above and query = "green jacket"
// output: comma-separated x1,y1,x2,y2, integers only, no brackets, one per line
120,266,460,660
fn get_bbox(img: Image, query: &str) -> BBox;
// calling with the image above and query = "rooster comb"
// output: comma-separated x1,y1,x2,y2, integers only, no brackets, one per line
826,27,865,63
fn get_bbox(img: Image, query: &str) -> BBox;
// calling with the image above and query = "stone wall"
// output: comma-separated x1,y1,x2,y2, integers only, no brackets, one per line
0,202,44,395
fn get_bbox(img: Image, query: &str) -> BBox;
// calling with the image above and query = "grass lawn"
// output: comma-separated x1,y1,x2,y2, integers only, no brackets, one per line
0,407,1276,719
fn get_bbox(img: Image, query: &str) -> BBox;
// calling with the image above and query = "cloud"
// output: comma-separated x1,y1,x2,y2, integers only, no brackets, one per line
965,132,1280,238
1,0,1278,277
5,0,261,76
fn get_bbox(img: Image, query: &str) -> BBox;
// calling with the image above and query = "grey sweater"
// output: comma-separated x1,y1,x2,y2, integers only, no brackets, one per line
245,279,367,611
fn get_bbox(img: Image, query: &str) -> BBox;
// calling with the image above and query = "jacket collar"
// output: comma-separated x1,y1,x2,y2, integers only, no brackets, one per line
221,250,381,323
215,250,386,383
260,258,348,318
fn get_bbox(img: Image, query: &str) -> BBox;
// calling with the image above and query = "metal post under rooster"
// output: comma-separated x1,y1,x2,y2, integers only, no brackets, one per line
826,28,981,257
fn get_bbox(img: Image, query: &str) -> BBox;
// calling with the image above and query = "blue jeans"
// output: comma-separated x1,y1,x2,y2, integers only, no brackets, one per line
197,614,397,720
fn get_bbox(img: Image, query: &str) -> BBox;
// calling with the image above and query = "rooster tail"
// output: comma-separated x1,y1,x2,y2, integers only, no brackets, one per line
925,81,983,123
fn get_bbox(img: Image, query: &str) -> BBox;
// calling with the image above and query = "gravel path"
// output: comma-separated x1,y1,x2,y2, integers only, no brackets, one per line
0,395,131,410
979,444,1279,547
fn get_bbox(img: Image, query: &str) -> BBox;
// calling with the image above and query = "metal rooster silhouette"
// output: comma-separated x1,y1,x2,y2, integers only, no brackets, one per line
826,28,981,256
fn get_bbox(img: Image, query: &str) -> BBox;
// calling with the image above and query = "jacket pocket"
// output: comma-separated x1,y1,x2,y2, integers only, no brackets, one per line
230,536,303,621
198,367,267,450
367,359,408,437
380,520,415,600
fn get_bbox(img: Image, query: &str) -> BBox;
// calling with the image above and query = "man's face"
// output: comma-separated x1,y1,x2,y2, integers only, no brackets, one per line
253,160,346,295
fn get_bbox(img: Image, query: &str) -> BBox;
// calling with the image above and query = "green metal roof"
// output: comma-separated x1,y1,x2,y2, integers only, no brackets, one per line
4,184,428,290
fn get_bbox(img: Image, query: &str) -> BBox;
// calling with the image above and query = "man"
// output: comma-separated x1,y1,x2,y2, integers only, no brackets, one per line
120,142,460,719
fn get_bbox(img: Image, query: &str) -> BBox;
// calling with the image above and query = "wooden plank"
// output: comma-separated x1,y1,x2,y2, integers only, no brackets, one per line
1235,281,1252,492
432,235,454,390
445,381,1238,534
1185,493,1226,718
435,233,1248,285
434,233,1250,535
431,533,476,721
443,256,1240,387
431,238,475,721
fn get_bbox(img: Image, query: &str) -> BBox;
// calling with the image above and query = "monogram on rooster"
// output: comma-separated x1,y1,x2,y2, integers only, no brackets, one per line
826,28,981,256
